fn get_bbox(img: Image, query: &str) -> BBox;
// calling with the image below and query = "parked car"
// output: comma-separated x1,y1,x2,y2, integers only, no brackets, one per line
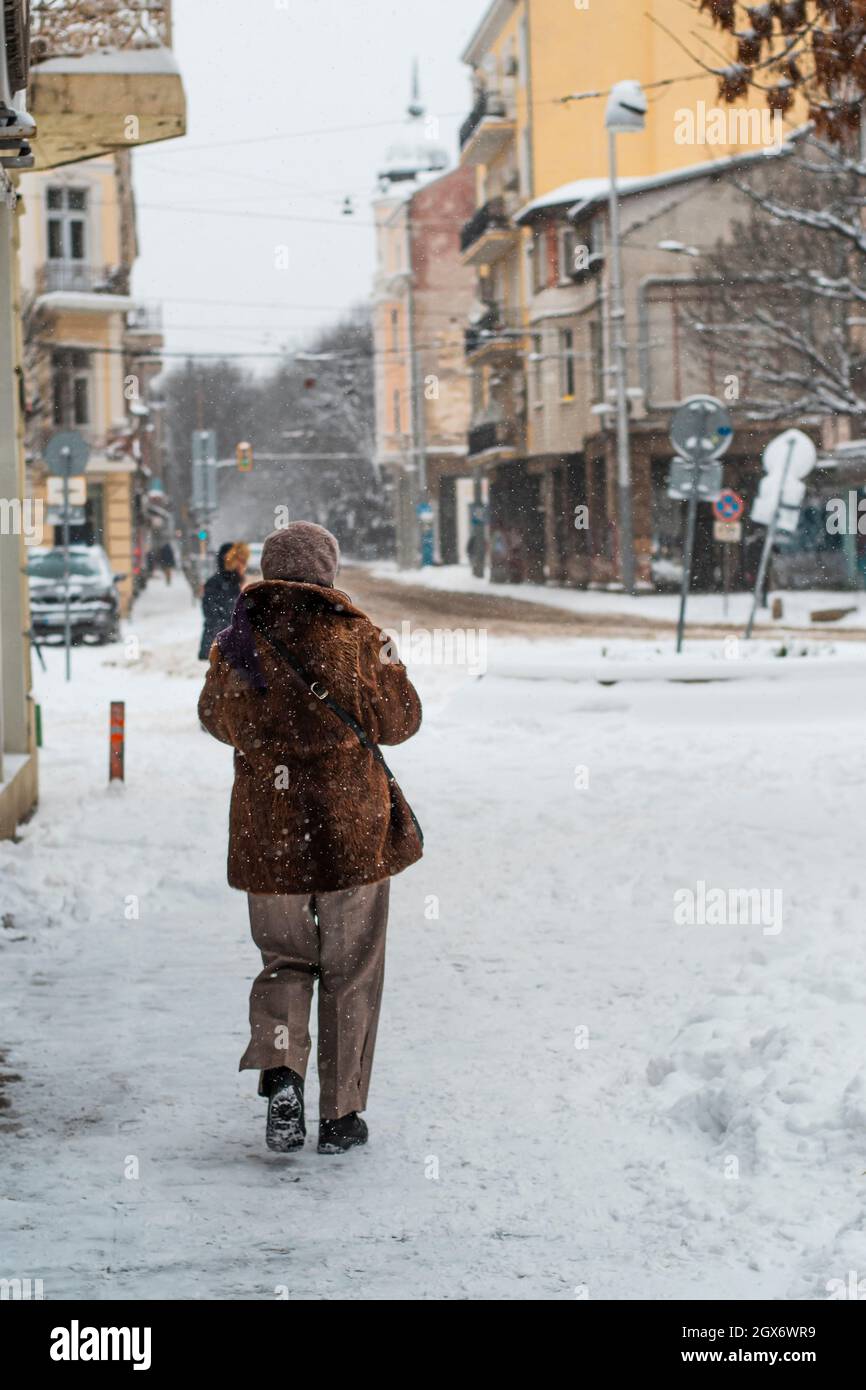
27,545,124,644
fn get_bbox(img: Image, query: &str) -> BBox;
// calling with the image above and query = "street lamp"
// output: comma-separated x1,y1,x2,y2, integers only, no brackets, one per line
605,78,647,595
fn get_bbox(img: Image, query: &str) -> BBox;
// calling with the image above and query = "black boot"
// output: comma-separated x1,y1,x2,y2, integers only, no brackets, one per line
318,1112,368,1155
263,1067,305,1153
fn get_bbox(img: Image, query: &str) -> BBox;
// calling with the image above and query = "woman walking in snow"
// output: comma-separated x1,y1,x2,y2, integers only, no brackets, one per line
197,522,422,1154
197,542,249,660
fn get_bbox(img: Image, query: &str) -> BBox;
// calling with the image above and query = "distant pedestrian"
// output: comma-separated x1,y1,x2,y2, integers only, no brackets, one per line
507,526,526,584
157,540,175,584
197,542,249,660
467,528,486,576
489,526,509,583
197,521,423,1156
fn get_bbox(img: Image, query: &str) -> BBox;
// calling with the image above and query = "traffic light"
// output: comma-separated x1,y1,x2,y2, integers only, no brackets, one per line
236,440,253,472
197,527,208,542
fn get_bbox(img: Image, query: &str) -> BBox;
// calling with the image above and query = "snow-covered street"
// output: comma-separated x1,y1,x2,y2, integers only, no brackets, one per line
3,570,866,1300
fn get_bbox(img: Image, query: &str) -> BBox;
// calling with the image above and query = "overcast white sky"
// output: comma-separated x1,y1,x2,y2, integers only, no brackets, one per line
131,0,489,365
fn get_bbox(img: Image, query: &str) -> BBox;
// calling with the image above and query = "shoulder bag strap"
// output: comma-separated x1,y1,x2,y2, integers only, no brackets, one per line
255,627,424,847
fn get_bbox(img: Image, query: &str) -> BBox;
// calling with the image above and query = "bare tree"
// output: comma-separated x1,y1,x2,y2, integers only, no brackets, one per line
686,132,866,418
161,305,393,559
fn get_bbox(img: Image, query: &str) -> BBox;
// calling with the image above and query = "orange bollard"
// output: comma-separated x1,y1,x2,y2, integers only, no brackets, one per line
109,701,125,782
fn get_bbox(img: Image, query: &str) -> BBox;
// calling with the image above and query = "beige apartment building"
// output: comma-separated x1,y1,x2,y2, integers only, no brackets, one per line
0,0,185,839
372,92,477,567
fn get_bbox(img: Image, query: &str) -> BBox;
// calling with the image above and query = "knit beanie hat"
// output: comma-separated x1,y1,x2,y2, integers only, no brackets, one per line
260,521,340,587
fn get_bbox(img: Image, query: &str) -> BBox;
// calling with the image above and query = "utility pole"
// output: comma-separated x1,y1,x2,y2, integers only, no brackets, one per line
605,80,647,596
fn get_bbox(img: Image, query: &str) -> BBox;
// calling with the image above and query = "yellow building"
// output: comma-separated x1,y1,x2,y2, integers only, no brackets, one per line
19,150,161,615
458,0,789,578
0,0,185,839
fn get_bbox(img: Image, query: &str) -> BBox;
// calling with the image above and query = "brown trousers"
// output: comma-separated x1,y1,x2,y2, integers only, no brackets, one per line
239,879,389,1120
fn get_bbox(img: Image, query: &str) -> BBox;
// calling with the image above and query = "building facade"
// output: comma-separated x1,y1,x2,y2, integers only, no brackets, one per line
372,99,478,567
457,0,790,586
19,149,166,614
0,0,185,840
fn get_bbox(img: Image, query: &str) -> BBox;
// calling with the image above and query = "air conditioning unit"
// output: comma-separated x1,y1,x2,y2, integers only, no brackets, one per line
1,0,35,169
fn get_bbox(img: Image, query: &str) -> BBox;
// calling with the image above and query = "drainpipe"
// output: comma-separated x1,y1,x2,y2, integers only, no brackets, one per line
522,0,535,199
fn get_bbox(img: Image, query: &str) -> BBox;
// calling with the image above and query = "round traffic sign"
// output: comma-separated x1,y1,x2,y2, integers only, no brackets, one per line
44,430,90,477
670,395,733,462
713,488,744,521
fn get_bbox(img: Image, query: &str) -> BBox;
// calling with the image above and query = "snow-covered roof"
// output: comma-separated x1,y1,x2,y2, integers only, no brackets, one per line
33,47,180,77
514,144,794,225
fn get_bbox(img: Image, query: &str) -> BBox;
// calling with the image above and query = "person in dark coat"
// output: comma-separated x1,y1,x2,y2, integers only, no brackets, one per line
197,542,248,660
197,521,422,1156
157,540,176,584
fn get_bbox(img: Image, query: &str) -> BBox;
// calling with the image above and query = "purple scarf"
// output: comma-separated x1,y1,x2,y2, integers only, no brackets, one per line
215,592,267,692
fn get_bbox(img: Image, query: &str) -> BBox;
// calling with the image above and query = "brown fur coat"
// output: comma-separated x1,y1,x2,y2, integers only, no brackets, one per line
197,580,423,894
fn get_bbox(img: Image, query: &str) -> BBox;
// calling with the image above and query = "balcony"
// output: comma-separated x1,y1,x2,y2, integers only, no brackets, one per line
28,1,186,169
126,302,163,334
459,89,515,168
37,261,130,295
467,418,522,463
459,196,516,267
464,303,524,361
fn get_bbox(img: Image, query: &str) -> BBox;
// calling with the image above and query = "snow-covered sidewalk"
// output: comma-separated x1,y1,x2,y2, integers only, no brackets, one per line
373,560,866,632
2,577,865,1299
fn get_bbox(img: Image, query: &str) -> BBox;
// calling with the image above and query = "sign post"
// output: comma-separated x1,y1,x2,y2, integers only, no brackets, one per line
712,489,744,618
669,396,733,653
192,430,218,591
109,701,125,782
745,429,816,640
44,431,90,682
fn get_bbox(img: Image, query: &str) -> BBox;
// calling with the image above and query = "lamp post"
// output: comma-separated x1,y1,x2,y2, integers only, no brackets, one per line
605,79,647,596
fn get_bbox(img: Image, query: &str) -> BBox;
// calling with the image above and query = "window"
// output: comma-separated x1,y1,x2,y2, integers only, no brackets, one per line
390,308,399,353
52,349,91,428
531,230,547,293
520,125,532,198
559,328,576,399
589,319,605,403
531,331,543,403
518,15,529,88
558,225,578,282
471,367,484,418
392,388,402,435
45,185,88,262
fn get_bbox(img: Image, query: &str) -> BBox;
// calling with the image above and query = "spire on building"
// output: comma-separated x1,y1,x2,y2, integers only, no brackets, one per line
377,62,449,190
407,59,424,120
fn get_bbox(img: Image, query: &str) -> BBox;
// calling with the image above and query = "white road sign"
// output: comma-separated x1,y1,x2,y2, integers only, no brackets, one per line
47,476,87,507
